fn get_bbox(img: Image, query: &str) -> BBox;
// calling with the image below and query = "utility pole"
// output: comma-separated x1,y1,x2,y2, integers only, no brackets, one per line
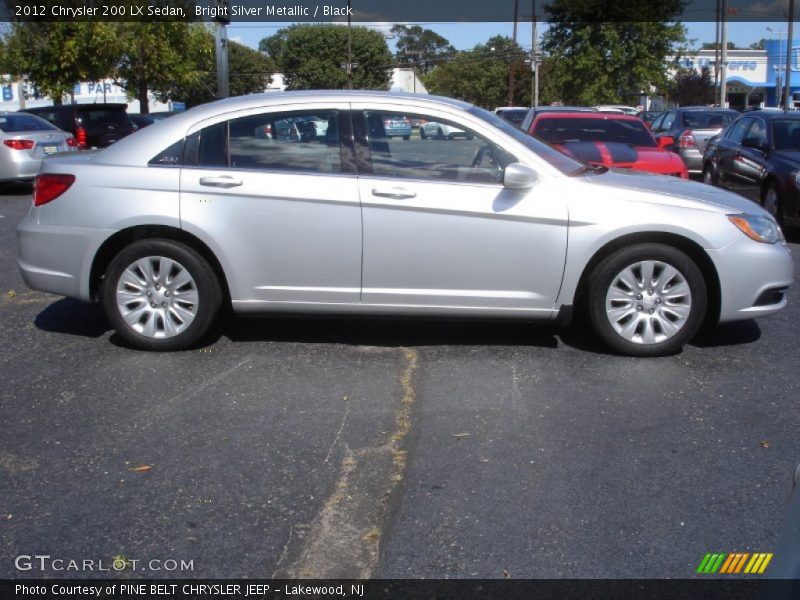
714,0,721,105
347,0,353,89
214,0,230,99
508,0,519,106
720,0,728,108
785,0,795,111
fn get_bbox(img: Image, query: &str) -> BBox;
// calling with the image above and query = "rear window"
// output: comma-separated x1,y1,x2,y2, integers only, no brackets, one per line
681,111,738,129
0,114,58,132
534,117,656,147
76,108,132,129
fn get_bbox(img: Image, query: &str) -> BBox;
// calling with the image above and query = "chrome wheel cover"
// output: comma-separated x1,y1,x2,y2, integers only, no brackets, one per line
764,188,779,218
605,260,692,345
115,256,199,339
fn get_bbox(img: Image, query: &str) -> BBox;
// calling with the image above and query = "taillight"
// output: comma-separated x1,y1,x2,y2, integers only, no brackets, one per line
33,174,75,206
3,139,35,150
677,130,697,149
66,137,77,147
76,126,87,149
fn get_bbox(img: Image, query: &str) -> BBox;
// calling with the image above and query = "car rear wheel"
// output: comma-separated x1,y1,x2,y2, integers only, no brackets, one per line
420,128,427,140
761,183,782,224
437,127,445,140
102,239,222,351
587,243,707,356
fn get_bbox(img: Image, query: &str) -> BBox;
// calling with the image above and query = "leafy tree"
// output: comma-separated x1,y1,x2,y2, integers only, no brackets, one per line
423,36,533,108
542,0,686,106
168,27,274,108
701,41,740,50
663,64,714,106
260,24,392,90
391,25,455,75
0,22,121,104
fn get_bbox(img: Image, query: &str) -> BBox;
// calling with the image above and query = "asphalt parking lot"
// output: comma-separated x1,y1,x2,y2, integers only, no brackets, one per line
1,183,799,580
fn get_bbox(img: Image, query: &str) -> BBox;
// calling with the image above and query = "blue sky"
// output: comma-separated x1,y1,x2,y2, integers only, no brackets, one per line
227,21,790,53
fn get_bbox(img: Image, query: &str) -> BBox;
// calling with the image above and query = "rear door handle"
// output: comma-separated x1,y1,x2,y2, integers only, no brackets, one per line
371,187,416,200
199,176,243,188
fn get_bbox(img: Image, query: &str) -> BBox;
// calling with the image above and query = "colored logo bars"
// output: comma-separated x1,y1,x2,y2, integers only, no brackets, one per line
696,552,773,574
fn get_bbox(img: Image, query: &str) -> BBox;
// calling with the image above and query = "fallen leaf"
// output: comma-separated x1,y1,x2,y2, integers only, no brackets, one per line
759,441,770,448
502,568,512,578
452,433,471,439
129,464,153,472
7,290,17,299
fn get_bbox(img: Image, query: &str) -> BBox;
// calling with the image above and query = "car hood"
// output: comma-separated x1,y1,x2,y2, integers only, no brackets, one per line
553,141,680,169
579,168,770,216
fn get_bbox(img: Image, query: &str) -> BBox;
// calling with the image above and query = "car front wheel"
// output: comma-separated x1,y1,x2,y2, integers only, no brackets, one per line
102,239,222,351
587,244,707,356
762,183,782,224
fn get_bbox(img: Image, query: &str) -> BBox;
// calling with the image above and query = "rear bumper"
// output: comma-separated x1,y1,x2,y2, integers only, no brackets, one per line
676,149,704,173
17,212,111,301
710,238,794,322
0,153,40,182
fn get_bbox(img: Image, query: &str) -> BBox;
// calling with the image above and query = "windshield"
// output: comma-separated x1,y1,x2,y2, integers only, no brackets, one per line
0,114,58,132
469,106,583,175
533,117,657,147
681,111,738,129
498,109,528,126
772,119,800,151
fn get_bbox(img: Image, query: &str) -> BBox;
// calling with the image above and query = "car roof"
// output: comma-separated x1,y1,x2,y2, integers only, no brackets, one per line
741,110,800,120
673,106,738,112
534,112,641,121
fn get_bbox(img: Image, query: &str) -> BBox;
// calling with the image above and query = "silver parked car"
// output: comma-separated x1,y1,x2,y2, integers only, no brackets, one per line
17,91,794,356
1,112,76,183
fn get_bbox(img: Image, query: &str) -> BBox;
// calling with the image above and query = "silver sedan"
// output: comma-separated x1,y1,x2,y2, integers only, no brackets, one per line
1,112,76,182
16,91,794,356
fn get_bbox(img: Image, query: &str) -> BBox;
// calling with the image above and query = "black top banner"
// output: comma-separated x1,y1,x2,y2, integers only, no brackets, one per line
0,0,794,23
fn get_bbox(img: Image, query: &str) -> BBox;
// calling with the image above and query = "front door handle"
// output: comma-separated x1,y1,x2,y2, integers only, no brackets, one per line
199,176,243,188
371,187,416,200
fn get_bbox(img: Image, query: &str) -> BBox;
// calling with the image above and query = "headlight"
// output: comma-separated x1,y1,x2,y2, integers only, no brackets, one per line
728,214,784,244
793,170,800,187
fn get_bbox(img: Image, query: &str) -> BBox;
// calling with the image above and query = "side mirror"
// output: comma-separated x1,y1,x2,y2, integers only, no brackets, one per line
657,136,674,149
741,137,766,152
503,163,538,189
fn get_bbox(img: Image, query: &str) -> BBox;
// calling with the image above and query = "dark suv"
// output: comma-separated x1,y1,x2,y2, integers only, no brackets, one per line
20,103,134,149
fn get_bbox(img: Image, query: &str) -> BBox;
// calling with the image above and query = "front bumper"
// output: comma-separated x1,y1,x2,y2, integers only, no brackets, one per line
710,236,794,322
17,211,111,302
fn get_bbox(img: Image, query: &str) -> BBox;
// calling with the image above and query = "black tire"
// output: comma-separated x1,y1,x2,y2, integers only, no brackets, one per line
437,127,444,140
102,239,222,351
466,134,474,141
761,182,783,225
420,128,427,140
403,135,410,141
587,243,707,357
701,164,716,187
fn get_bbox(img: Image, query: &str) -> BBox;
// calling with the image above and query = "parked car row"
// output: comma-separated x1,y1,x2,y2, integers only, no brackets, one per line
1,103,178,185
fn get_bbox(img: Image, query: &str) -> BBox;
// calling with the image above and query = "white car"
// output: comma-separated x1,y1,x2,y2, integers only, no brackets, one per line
420,120,473,140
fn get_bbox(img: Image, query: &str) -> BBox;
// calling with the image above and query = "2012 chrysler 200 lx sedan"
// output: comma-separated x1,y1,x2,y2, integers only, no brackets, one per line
17,92,794,356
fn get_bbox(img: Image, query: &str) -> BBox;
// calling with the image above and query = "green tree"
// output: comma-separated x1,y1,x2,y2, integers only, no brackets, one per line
0,22,121,104
423,36,532,108
168,27,274,108
662,64,714,106
542,0,686,105
391,25,455,75
260,24,392,90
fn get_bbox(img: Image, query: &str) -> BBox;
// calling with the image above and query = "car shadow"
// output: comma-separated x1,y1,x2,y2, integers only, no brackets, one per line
219,313,560,349
34,298,111,338
690,319,761,348
784,226,800,244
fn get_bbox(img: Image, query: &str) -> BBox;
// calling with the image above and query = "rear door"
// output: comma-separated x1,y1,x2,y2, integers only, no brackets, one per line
727,116,768,201
179,103,363,307
352,103,568,315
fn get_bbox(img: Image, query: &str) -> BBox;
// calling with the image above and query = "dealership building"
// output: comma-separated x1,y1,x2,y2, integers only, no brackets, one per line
673,39,800,110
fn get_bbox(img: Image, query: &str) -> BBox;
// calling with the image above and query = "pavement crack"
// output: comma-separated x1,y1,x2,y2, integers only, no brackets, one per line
324,400,351,464
275,347,419,579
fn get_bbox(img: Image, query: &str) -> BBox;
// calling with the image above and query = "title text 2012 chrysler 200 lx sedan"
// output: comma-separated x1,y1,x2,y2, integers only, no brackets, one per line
17,92,794,356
